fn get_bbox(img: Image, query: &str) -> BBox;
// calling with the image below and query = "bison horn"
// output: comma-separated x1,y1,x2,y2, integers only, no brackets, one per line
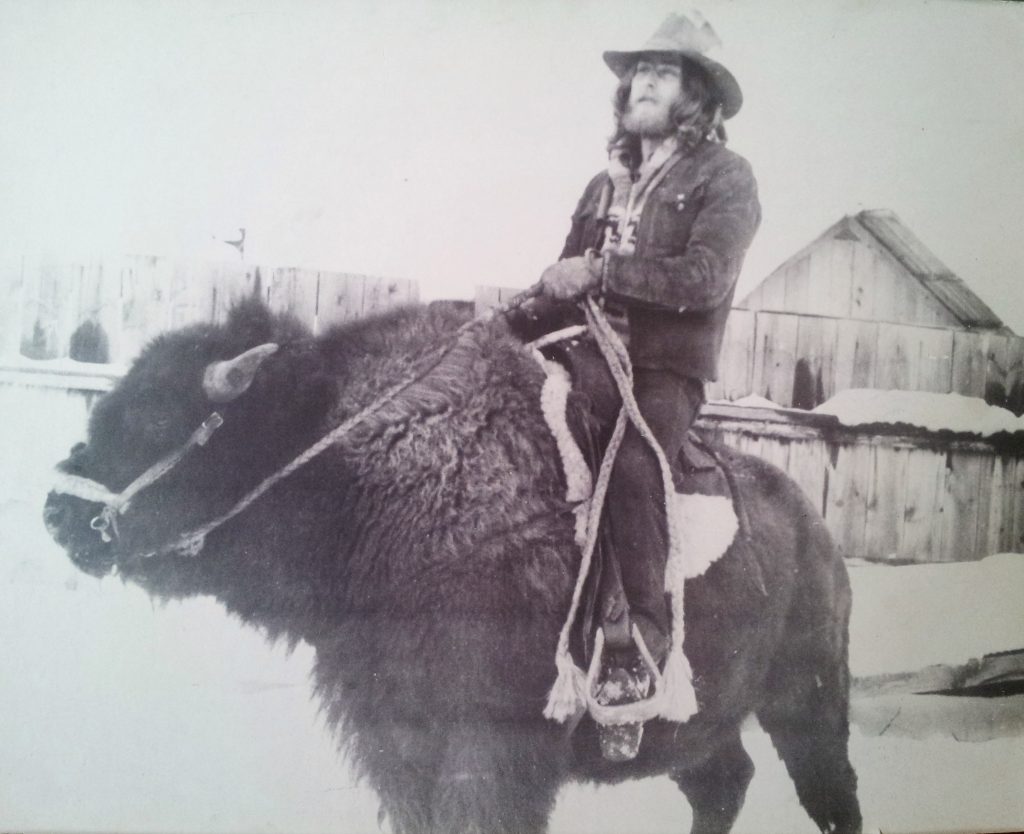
203,343,279,403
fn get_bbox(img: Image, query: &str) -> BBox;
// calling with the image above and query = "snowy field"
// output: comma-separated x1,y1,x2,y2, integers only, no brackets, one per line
2,384,1022,834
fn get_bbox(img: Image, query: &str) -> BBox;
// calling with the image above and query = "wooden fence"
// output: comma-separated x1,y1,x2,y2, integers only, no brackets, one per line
697,403,1024,562
1,256,418,365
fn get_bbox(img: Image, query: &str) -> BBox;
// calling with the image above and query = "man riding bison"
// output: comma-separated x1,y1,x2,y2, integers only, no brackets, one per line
44,13,861,834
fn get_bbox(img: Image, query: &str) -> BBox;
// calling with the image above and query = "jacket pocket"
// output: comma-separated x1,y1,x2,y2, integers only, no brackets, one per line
644,179,707,255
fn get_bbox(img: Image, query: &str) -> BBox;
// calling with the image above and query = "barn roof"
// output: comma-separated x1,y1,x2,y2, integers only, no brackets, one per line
853,209,1005,330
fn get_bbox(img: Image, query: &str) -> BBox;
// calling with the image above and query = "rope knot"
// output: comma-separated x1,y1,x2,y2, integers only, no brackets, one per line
174,533,207,558
89,505,120,543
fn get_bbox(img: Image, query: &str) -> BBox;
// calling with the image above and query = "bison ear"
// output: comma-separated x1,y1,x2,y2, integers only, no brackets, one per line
203,343,279,403
225,298,275,348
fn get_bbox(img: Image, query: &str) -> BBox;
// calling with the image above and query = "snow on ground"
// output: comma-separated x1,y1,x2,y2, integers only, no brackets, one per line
847,554,1024,677
2,383,1023,833
814,388,1024,436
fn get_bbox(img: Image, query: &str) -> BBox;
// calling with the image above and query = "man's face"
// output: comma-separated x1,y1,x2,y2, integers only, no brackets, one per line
623,59,683,138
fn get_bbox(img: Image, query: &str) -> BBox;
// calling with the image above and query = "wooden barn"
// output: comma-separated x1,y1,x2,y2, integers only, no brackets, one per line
701,209,1024,562
709,209,1024,413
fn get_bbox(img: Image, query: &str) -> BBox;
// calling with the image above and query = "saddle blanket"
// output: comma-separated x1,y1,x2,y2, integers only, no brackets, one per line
533,349,739,587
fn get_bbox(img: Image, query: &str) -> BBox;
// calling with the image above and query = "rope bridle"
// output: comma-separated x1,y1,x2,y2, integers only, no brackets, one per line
50,286,543,566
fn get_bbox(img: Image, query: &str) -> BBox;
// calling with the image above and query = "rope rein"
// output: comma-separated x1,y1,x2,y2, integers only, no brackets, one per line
144,290,548,561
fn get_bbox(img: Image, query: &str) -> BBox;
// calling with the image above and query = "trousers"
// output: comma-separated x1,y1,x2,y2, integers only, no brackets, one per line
604,368,705,661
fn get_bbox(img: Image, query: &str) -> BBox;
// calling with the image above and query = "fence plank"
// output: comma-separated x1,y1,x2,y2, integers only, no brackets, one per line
787,438,829,516
209,263,259,324
19,260,66,359
824,442,871,560
1012,457,1024,555
937,450,985,562
984,456,1013,556
864,443,908,561
898,448,946,561
362,275,386,315
119,256,176,360
319,272,365,329
265,267,319,330
167,260,214,332
756,435,792,474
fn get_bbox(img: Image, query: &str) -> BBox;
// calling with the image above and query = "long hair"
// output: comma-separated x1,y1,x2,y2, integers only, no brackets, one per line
608,57,725,167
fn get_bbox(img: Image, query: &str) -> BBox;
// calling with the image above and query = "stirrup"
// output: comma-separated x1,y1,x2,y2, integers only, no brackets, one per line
586,625,665,727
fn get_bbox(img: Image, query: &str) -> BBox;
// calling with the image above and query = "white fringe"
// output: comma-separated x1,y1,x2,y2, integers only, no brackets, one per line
532,352,593,504
660,492,737,722
543,653,588,723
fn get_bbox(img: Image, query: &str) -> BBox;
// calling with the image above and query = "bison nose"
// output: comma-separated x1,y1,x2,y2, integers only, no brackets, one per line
43,498,67,536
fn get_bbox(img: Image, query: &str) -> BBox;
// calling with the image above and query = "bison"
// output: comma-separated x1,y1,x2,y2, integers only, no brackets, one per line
44,299,861,834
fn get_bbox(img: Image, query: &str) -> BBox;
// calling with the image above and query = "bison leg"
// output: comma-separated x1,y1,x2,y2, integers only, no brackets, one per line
756,701,861,834
428,719,566,834
756,576,862,830
670,733,754,834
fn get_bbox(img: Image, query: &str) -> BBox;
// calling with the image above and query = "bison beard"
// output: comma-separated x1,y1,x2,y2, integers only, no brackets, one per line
44,299,861,834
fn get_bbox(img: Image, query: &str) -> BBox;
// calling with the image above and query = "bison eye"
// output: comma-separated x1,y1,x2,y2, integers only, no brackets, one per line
124,398,183,447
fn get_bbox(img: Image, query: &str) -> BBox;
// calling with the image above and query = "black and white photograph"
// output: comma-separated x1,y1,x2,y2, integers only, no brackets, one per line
1,1,1022,833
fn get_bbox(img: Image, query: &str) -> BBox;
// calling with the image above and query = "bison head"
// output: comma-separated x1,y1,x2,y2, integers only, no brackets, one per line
43,299,336,595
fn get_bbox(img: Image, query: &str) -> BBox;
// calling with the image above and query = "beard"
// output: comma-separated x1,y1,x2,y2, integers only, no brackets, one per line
621,100,676,138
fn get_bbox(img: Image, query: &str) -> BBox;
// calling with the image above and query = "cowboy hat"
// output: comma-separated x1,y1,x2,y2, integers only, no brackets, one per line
603,12,743,119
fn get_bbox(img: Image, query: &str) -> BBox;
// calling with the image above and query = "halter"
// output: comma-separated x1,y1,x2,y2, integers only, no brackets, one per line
49,282,546,566
52,412,225,543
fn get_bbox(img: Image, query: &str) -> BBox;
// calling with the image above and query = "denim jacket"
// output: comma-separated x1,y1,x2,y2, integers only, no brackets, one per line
559,140,760,380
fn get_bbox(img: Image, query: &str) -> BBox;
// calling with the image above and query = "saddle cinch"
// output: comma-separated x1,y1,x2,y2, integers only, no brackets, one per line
537,333,744,761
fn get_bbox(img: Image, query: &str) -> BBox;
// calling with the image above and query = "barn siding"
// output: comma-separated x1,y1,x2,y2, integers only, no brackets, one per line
742,218,965,330
730,310,1022,408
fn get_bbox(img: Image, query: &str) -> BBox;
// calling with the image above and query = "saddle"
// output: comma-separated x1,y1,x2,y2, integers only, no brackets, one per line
538,335,734,671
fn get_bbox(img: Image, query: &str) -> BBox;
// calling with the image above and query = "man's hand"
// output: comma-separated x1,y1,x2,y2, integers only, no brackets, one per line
539,255,601,301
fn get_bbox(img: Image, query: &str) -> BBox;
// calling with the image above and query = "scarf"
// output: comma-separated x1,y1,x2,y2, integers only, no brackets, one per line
602,135,682,256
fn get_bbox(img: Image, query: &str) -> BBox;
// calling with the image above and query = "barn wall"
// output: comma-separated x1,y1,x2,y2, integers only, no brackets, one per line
740,222,962,328
706,309,1024,414
696,406,1024,563
1,255,418,365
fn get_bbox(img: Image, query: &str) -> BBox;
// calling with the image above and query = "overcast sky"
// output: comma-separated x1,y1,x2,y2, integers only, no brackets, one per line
2,0,1022,331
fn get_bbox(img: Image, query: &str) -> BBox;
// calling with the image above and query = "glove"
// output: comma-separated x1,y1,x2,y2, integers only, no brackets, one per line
539,254,602,301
